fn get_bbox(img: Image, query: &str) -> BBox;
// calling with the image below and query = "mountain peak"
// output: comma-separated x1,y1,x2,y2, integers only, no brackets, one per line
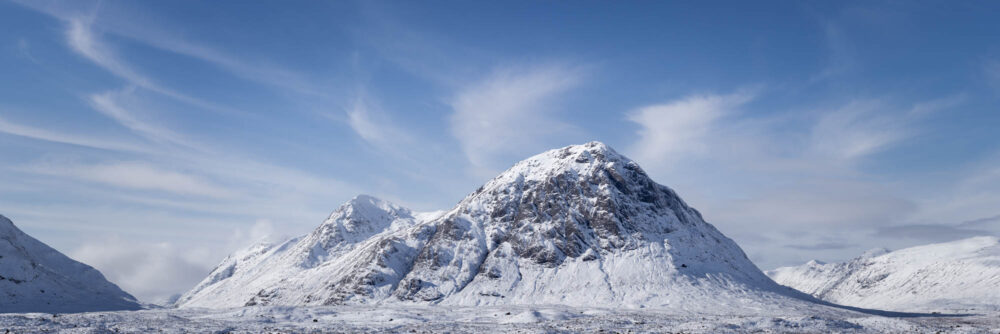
333,194,412,222
0,214,14,234
457,141,711,257
316,194,415,240
805,259,827,266
532,141,626,166
482,142,642,190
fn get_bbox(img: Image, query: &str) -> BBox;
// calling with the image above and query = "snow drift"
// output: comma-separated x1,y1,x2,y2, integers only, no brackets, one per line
0,215,140,313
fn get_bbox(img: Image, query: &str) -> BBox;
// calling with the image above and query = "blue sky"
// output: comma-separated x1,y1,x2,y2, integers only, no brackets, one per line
1,0,999,303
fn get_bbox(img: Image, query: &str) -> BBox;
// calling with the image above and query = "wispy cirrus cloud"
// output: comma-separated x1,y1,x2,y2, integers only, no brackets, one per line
15,38,40,64
809,22,856,83
626,90,968,268
14,0,321,100
808,95,964,164
908,155,1000,229
24,161,236,199
985,60,1000,93
808,100,908,162
908,93,966,117
2,1,364,291
449,64,586,174
65,17,153,89
629,91,962,174
0,114,145,152
87,88,198,150
345,92,409,149
91,13,323,95
626,91,755,169
64,18,238,115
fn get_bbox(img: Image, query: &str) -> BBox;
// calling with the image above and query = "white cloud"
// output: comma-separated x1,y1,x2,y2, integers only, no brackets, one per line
0,114,145,152
346,93,404,147
123,31,320,96
626,91,967,269
14,0,322,98
907,93,966,117
809,100,906,162
88,89,195,149
68,217,299,305
85,89,357,205
63,17,235,115
15,38,40,64
450,64,584,172
228,219,285,248
26,161,236,198
912,156,1000,227
985,60,1000,93
626,91,754,168
809,22,856,83
347,103,382,144
71,237,214,305
65,17,160,92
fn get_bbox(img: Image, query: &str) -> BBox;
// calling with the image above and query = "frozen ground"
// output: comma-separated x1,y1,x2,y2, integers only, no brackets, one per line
1,305,998,333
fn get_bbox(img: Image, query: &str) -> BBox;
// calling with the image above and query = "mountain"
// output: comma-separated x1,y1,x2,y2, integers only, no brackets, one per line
178,142,810,310
176,195,443,307
0,215,141,313
767,236,1000,312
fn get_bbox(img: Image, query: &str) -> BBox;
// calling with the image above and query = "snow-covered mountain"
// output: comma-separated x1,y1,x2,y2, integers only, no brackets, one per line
175,195,440,308
0,215,140,313
179,142,811,310
767,236,1000,312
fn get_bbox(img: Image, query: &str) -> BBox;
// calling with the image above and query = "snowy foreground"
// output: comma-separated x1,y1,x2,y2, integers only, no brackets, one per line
1,305,998,333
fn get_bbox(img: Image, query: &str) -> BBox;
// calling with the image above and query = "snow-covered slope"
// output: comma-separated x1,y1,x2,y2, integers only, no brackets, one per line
0,215,140,313
767,236,1000,312
177,195,440,308
179,142,811,310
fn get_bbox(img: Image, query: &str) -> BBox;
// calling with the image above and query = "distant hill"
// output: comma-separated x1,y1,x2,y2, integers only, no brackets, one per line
1,215,141,313
768,236,1000,312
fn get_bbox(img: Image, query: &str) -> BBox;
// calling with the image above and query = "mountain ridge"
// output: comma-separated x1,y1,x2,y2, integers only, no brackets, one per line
179,142,817,311
768,236,1000,312
0,215,141,313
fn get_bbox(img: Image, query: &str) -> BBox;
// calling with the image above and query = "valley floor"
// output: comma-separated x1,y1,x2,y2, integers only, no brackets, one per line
0,305,998,333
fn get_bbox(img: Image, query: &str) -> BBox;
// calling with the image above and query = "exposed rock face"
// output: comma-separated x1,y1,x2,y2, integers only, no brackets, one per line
179,142,804,310
768,236,1000,312
0,215,140,313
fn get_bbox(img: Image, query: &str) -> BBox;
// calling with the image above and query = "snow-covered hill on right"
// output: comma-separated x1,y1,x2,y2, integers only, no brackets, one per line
767,236,1000,313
